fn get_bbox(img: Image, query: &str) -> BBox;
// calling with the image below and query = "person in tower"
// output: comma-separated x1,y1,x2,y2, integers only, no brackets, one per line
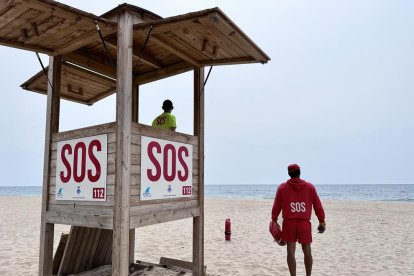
271,164,326,276
152,99,176,131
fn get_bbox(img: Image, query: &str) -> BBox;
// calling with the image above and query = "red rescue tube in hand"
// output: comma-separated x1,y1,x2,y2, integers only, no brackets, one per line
225,219,231,241
269,220,286,246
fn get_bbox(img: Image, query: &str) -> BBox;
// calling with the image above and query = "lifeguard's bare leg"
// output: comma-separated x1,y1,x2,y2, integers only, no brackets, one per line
301,243,313,276
287,242,296,276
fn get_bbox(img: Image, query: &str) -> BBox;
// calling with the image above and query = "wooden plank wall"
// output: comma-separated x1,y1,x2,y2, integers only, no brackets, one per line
129,123,200,228
56,227,113,275
46,123,116,229
52,233,68,274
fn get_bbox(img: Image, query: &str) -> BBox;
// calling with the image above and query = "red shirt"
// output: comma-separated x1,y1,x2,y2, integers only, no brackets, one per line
271,178,325,222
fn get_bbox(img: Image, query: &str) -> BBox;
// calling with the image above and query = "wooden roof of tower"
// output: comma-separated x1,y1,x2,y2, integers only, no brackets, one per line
100,3,162,22
0,0,117,55
0,0,270,105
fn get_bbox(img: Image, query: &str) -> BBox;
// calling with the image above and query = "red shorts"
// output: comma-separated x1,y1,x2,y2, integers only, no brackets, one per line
282,219,312,244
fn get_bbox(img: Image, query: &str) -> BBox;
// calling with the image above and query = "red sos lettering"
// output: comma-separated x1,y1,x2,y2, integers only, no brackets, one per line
60,140,102,183
147,141,189,182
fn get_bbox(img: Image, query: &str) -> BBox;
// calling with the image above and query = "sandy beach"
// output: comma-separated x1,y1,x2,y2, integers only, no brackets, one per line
0,196,413,276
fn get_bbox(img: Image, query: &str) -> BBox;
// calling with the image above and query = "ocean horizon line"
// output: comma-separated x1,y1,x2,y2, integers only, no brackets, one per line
1,183,414,187
0,184,413,202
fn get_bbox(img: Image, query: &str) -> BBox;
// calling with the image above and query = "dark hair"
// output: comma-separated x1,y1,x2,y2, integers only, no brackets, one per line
288,169,300,178
162,99,173,111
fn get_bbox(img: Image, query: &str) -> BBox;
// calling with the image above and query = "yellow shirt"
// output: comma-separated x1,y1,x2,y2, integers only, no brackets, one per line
152,112,177,130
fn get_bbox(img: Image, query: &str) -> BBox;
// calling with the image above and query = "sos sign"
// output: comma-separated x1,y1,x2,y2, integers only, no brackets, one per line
55,134,107,201
141,136,193,200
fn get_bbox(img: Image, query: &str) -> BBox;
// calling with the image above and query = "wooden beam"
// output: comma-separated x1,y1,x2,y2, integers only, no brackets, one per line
200,57,258,66
131,123,198,145
151,36,200,67
136,19,202,35
31,22,40,36
200,39,218,59
63,52,116,79
130,200,199,216
53,26,117,56
193,67,205,276
130,83,138,266
45,211,113,229
134,61,192,85
50,122,115,142
130,206,200,228
133,9,217,34
113,10,133,276
0,37,53,55
132,84,138,123
160,257,207,274
39,55,61,276
129,229,135,265
104,36,163,69
21,28,29,39
22,85,92,105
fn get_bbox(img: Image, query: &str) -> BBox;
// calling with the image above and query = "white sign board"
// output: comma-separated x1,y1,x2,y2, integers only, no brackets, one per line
55,134,107,201
141,136,193,200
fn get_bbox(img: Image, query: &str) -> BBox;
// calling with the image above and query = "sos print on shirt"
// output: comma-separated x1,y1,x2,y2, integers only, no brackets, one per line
291,202,306,213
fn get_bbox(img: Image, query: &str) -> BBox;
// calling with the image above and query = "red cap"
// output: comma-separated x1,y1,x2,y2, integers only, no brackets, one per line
288,164,300,172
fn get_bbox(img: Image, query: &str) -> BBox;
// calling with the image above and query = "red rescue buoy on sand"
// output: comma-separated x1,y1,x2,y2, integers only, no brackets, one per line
225,219,231,241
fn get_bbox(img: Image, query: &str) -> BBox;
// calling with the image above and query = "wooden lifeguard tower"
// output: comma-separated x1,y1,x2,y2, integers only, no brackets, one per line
0,1,269,275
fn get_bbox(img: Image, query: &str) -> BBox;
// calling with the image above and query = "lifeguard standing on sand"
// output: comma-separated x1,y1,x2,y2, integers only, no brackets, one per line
272,164,326,276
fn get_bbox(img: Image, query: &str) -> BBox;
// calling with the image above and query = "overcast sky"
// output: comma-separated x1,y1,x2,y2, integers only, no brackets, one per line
1,0,413,186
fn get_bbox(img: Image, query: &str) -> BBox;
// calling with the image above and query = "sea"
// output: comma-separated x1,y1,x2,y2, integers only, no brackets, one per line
0,184,413,202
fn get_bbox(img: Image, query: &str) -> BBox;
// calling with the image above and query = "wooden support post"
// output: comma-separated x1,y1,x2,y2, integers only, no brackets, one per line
130,84,138,264
113,10,134,276
132,84,139,123
39,56,61,276
129,229,135,264
193,67,205,276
